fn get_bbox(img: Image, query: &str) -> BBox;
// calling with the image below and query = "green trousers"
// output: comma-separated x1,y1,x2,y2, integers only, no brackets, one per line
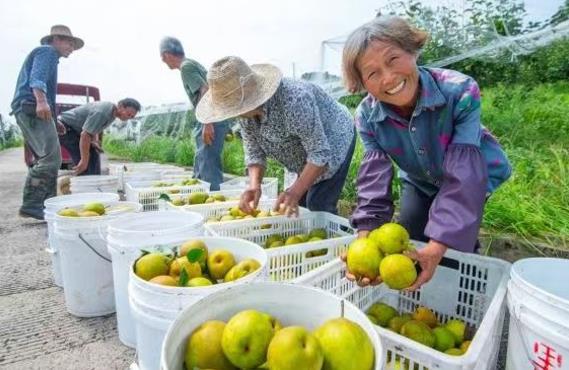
15,112,61,212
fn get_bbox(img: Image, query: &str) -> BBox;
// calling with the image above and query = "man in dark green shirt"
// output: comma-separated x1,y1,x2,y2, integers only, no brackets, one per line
58,98,141,175
160,37,230,190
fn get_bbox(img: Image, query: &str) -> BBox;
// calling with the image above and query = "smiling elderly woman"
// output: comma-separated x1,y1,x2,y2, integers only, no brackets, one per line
343,16,511,290
195,56,356,216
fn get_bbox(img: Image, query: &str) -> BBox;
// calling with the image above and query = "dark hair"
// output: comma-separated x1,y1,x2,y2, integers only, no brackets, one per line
118,98,141,112
159,37,185,57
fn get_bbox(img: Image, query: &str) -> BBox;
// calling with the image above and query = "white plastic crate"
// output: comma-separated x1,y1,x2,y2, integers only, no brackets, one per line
125,179,210,212
295,247,511,370
110,163,185,191
159,189,244,212
206,211,356,282
220,176,279,199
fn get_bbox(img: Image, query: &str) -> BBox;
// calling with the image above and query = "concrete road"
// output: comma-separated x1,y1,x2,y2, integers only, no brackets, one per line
0,148,135,370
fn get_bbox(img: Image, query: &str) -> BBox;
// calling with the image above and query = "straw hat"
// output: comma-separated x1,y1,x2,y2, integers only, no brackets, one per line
195,56,282,123
40,25,84,50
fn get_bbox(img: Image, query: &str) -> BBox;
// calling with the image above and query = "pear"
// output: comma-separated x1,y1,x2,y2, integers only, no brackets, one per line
186,277,213,287
314,318,374,370
267,326,324,370
58,208,79,217
149,275,178,287
83,201,105,215
135,253,170,281
186,320,237,370
221,310,276,369
346,238,383,280
224,259,261,282
207,250,236,280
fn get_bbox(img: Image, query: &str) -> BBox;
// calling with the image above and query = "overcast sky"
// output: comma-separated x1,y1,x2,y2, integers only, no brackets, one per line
0,0,562,119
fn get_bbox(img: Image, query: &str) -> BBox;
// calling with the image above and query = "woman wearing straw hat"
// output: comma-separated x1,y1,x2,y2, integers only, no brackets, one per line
195,56,356,216
11,25,84,220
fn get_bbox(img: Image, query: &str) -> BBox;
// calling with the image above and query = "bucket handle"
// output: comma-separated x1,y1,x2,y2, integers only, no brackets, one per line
78,233,112,263
510,301,569,365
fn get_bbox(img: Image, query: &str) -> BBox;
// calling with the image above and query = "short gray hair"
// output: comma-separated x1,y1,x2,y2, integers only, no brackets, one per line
342,16,428,93
159,36,185,57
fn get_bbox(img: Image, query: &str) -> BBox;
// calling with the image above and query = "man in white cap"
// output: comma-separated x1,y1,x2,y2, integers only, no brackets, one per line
159,36,231,190
11,25,83,220
195,56,356,216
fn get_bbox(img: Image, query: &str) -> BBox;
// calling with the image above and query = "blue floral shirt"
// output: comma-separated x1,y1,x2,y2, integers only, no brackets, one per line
239,78,355,183
11,45,60,115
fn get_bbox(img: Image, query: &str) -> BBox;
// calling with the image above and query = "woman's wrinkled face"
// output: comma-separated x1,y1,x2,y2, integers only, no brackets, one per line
358,40,420,110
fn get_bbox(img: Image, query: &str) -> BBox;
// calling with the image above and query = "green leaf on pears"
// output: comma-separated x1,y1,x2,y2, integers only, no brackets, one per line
179,267,189,286
187,248,203,263
158,193,171,201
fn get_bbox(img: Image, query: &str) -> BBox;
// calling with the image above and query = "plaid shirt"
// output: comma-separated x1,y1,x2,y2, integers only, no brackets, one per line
239,78,354,183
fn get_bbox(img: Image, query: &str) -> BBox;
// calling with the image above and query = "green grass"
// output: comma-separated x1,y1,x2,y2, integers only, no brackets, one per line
103,82,569,248
0,137,23,152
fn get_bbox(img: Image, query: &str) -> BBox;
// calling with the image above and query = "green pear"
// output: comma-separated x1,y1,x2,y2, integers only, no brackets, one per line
213,194,226,201
444,319,466,345
187,192,208,204
380,254,417,290
264,234,283,248
269,240,284,248
78,210,101,217
400,320,436,348
207,250,236,280
285,236,304,246
296,234,309,242
171,197,185,206
346,238,383,280
187,277,213,287
267,326,324,370
369,222,410,255
313,318,374,370
387,314,413,333
135,253,171,281
445,348,464,356
367,302,398,327
433,327,456,352
149,275,178,287
58,208,79,217
221,310,275,369
224,259,261,282
308,228,327,240
205,197,216,203
229,206,247,218
179,239,208,270
220,215,235,221
169,257,201,279
83,201,105,215
186,320,237,370
257,211,270,218
413,306,439,328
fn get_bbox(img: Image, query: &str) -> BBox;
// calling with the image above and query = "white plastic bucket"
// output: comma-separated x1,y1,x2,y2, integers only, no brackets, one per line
70,175,119,194
44,192,119,287
53,201,141,317
130,237,268,370
160,282,383,370
106,211,205,348
506,258,569,370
